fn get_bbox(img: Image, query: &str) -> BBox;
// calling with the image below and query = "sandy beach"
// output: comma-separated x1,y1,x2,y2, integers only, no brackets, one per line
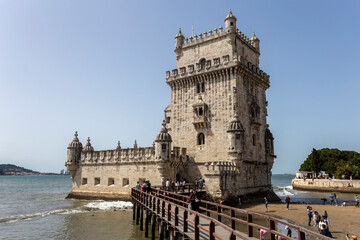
243,203,360,239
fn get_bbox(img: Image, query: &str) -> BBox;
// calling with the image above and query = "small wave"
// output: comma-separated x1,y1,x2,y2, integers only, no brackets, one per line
283,189,294,196
0,208,87,224
273,185,293,190
85,201,133,211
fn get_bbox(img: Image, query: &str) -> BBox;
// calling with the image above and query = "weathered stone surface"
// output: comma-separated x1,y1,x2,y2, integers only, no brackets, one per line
66,10,276,201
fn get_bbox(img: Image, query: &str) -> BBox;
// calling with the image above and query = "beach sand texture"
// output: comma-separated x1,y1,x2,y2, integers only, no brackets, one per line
244,203,359,239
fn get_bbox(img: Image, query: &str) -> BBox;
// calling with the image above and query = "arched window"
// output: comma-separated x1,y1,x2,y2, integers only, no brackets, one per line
201,83,205,92
198,133,205,145
197,83,201,93
198,107,203,116
252,134,256,146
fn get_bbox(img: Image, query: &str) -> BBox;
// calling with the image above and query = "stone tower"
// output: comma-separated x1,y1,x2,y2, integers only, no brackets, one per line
165,9,276,199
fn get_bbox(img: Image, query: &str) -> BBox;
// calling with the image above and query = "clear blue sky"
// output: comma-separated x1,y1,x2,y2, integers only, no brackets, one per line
1,1,359,174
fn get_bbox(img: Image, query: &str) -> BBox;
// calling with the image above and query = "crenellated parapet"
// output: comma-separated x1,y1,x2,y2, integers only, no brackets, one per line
177,27,258,53
80,147,156,164
166,57,270,85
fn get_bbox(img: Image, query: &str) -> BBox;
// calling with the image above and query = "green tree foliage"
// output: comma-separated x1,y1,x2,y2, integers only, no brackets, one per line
299,148,360,179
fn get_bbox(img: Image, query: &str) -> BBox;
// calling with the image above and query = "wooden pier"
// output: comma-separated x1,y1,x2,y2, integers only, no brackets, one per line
131,187,331,240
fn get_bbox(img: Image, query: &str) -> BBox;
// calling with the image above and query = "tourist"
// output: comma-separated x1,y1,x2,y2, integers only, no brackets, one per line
355,195,359,207
342,201,347,207
334,193,338,206
319,217,328,236
182,179,186,192
264,197,268,213
165,179,170,191
314,211,321,232
141,182,147,192
136,181,141,190
189,189,200,219
175,180,179,192
284,195,290,210
322,210,329,225
145,181,151,193
329,193,334,205
195,178,199,190
199,177,204,190
307,206,313,226
171,180,175,192
259,229,267,240
285,226,292,237
238,197,242,209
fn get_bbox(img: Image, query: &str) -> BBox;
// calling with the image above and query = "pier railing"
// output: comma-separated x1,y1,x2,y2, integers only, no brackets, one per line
132,187,332,240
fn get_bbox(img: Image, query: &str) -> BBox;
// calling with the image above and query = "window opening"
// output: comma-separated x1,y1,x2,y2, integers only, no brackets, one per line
108,178,115,186
198,133,205,145
82,178,87,185
94,177,100,185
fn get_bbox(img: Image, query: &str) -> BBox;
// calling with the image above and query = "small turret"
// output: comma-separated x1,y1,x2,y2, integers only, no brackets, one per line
66,131,83,177
250,32,260,51
174,28,185,60
133,140,138,149
265,129,274,156
155,120,172,161
83,137,94,152
224,9,237,33
227,112,245,154
116,141,121,151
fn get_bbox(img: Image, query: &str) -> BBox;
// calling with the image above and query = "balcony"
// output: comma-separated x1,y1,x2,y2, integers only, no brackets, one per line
193,115,207,129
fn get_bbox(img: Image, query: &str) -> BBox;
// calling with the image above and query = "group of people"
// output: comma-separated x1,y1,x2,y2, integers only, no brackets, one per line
136,180,151,193
307,206,332,237
165,179,187,192
194,177,205,190
329,193,360,207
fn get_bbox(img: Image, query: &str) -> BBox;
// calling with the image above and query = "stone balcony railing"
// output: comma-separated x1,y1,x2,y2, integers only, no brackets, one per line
80,147,155,164
193,115,207,129
204,161,240,175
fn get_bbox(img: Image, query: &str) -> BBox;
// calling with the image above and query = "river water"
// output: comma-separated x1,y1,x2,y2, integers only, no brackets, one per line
0,174,357,239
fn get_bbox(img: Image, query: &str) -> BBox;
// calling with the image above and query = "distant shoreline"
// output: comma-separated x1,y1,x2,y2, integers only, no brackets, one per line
0,173,67,176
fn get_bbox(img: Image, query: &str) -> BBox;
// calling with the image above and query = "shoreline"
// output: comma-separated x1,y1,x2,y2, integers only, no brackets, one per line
292,179,360,193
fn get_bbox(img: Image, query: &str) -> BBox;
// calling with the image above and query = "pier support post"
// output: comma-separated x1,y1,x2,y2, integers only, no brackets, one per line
132,201,136,220
151,214,156,240
136,203,140,225
159,221,165,240
145,210,149,238
165,223,169,238
140,206,144,231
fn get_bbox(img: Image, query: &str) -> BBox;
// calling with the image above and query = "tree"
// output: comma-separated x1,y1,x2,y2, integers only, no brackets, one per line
299,148,360,179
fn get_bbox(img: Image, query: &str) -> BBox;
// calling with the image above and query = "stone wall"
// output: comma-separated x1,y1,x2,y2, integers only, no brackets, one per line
292,179,360,193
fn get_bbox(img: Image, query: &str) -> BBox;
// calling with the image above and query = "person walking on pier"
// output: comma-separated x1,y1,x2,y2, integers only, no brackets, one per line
165,179,170,191
189,189,200,221
284,195,290,210
355,195,359,207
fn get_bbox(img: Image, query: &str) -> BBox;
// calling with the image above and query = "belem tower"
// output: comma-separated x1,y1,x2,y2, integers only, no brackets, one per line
66,10,276,201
